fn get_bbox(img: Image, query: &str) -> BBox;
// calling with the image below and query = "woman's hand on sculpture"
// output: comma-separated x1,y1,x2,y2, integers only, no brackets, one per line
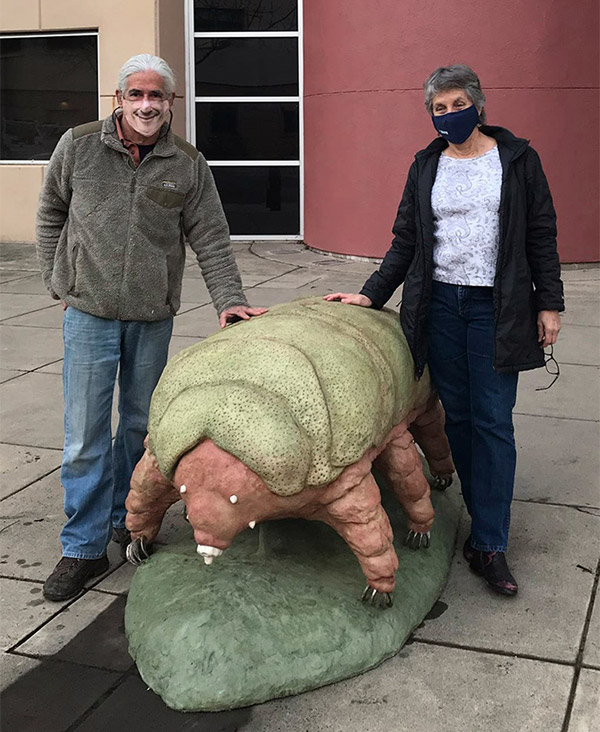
537,310,561,348
323,293,373,307
219,305,268,329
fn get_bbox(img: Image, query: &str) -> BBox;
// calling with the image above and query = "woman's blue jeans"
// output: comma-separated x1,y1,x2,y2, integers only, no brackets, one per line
60,307,173,559
426,281,518,552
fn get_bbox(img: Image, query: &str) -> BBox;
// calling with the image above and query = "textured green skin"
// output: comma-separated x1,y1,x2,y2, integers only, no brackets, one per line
148,297,431,495
125,476,461,712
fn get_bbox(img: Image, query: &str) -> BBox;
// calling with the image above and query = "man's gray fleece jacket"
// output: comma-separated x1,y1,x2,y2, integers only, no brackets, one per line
36,115,248,321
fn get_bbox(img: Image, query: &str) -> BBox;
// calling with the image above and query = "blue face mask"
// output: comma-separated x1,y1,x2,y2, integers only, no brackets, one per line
431,104,480,144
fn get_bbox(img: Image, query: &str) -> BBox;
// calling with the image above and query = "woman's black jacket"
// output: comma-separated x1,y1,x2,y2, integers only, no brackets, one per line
360,126,564,378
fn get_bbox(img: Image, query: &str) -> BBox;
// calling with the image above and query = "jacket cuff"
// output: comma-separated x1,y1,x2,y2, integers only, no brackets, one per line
359,288,383,310
217,296,250,315
535,295,565,312
42,273,60,300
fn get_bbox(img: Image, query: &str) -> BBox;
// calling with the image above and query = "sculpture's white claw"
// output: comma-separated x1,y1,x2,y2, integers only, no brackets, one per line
248,521,256,529
196,544,224,566
229,495,238,504
179,484,187,494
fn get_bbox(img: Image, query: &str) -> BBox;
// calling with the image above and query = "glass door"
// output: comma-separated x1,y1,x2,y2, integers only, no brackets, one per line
186,0,302,239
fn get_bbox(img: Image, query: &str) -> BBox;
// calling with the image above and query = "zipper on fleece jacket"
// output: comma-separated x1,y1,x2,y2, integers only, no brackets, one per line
115,150,157,320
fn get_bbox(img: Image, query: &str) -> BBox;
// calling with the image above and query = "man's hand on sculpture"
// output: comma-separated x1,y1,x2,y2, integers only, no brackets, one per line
323,293,373,307
537,310,561,348
219,305,268,329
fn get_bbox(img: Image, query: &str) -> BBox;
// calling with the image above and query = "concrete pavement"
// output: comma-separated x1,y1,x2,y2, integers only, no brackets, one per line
0,241,598,731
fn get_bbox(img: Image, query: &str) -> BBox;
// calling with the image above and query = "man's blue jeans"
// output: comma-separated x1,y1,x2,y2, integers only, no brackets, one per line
426,281,519,553
60,307,173,559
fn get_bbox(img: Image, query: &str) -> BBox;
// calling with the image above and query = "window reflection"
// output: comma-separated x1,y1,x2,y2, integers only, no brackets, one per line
196,102,298,159
0,35,98,161
194,0,297,32
195,38,298,96
212,166,299,234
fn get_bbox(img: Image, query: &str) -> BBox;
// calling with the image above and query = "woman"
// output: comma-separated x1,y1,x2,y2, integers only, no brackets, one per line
325,64,564,597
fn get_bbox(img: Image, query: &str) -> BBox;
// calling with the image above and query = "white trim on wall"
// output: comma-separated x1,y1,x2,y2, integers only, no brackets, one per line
194,31,299,38
298,0,305,239
0,32,98,39
195,96,299,102
231,234,303,241
207,160,300,166
184,0,196,144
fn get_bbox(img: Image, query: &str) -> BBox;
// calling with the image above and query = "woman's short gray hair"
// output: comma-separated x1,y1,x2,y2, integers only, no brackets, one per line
424,64,487,124
117,54,176,96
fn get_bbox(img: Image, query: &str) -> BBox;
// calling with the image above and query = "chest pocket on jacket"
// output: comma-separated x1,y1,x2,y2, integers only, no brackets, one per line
146,187,185,209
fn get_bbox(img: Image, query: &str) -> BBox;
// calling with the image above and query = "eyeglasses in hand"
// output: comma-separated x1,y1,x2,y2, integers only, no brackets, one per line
535,344,560,391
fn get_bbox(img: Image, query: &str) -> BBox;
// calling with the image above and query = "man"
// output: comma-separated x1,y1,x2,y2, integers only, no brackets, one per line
36,54,265,601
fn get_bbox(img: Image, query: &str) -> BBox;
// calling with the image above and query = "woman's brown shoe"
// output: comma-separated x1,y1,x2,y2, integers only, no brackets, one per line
470,550,518,596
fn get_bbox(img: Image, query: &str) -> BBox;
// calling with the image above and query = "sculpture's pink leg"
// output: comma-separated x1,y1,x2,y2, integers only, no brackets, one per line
409,396,455,480
320,471,398,597
126,446,179,543
376,429,434,542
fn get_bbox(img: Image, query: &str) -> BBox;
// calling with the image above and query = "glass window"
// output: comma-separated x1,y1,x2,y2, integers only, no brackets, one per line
189,1,301,237
194,0,297,32
195,38,297,96
0,34,98,161
196,102,298,160
212,166,299,234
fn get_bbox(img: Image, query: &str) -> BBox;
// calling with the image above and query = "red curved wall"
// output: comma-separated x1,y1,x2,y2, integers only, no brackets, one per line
303,0,599,262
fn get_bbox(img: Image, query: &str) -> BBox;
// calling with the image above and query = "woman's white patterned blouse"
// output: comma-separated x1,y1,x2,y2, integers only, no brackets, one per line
431,145,502,287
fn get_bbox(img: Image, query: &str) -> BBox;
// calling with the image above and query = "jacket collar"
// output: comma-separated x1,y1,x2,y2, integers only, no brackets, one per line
415,125,529,163
101,111,177,158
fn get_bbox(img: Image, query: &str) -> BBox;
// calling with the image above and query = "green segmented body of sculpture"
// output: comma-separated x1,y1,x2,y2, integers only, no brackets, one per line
148,298,431,495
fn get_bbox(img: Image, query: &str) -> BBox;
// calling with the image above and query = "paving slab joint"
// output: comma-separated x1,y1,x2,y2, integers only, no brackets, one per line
0,465,62,503
412,637,578,669
560,555,600,732
63,668,133,732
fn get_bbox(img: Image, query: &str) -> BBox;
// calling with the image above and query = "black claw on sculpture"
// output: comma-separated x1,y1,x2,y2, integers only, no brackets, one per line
432,474,453,491
405,529,431,550
361,585,394,609
126,537,152,566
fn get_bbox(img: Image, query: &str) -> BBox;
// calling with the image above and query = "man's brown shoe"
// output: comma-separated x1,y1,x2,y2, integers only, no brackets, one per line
43,556,109,602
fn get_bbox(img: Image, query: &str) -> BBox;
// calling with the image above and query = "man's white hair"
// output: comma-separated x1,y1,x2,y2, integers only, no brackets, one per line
117,54,176,96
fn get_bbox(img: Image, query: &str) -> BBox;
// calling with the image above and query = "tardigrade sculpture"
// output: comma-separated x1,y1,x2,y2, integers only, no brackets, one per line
125,297,454,607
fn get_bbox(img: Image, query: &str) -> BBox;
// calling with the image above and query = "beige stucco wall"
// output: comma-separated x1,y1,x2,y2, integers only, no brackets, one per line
0,0,186,243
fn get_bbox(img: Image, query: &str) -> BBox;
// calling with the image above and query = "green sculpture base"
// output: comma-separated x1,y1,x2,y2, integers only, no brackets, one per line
125,480,461,712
